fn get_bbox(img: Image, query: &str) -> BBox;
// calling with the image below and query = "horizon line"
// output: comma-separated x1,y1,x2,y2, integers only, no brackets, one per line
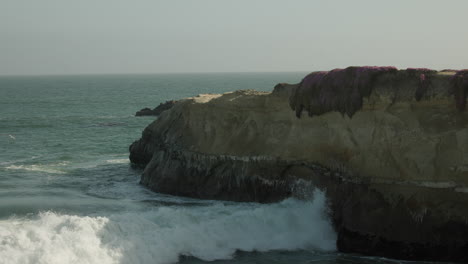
0,70,311,78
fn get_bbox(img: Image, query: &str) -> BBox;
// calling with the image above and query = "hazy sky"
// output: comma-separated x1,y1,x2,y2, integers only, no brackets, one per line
1,0,468,75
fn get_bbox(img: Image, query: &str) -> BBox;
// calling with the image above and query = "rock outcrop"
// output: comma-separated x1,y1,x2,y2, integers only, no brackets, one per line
135,100,178,116
129,67,468,262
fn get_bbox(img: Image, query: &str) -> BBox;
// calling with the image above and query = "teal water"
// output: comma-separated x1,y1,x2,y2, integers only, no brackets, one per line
0,73,441,264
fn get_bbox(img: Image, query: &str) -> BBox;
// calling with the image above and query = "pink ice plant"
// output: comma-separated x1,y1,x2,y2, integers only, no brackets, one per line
290,66,397,118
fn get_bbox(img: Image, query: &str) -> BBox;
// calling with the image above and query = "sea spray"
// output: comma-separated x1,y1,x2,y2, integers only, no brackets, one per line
0,191,336,264
0,213,119,264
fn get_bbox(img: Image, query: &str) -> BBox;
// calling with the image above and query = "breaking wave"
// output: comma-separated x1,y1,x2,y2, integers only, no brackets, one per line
105,159,129,164
0,193,336,264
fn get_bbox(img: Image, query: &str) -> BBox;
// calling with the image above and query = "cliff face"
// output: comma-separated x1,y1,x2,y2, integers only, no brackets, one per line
129,67,468,262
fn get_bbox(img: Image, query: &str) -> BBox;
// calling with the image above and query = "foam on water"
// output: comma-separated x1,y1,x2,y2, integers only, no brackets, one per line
0,212,118,264
2,156,130,173
5,163,68,174
105,159,129,164
0,192,336,264
0,156,42,166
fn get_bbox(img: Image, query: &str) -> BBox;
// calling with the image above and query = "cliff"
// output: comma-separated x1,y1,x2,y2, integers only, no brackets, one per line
129,67,468,262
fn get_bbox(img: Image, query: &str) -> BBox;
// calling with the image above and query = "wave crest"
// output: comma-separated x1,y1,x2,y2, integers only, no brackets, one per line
0,192,336,264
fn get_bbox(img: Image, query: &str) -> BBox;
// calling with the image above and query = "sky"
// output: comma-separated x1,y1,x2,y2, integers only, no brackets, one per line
1,0,468,75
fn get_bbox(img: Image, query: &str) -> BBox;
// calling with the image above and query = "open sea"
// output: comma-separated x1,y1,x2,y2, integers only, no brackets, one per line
0,73,442,264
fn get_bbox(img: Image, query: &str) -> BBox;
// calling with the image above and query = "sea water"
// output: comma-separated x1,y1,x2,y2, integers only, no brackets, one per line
0,73,441,264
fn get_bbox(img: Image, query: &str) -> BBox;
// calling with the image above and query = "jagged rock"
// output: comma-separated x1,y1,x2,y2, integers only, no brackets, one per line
135,100,178,116
129,68,468,262
135,107,154,116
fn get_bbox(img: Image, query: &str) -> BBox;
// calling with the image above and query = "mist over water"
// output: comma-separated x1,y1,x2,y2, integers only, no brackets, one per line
0,73,438,264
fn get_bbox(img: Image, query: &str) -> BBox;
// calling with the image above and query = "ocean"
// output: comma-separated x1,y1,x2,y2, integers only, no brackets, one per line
0,73,440,264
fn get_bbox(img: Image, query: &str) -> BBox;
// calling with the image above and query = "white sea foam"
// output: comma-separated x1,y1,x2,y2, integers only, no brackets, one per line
5,164,67,174
62,156,129,170
0,192,336,264
105,159,129,164
0,156,41,166
4,157,128,173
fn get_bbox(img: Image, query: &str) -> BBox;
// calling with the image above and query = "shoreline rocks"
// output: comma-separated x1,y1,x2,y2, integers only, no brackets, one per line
129,67,468,262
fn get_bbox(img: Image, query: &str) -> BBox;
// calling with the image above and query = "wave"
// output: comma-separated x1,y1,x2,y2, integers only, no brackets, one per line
0,156,42,166
2,156,129,174
4,163,68,174
68,154,130,169
0,193,336,264
105,159,129,164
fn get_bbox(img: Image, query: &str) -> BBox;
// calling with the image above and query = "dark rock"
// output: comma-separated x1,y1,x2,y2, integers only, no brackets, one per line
405,68,436,102
141,149,294,203
135,107,155,116
451,70,468,111
135,100,178,116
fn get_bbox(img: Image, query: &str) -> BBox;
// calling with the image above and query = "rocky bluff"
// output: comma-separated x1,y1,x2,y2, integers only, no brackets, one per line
129,67,468,262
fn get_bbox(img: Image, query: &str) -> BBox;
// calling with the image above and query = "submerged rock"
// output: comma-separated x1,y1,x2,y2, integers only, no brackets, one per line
135,100,178,116
129,67,468,262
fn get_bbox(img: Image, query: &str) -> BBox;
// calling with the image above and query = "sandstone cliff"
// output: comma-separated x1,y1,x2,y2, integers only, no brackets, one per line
129,67,468,262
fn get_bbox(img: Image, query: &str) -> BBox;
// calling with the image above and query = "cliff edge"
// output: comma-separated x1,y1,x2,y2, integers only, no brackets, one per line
129,67,468,262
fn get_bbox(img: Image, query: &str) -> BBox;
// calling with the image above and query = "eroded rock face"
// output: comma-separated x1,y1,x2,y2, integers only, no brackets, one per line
129,68,468,262
141,149,294,203
451,70,468,111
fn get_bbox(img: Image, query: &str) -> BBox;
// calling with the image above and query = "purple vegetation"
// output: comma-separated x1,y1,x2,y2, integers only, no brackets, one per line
290,66,397,118
289,66,468,117
406,68,437,74
450,70,468,111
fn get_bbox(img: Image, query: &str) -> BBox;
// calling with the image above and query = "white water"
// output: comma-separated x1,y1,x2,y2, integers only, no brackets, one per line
0,193,336,264
105,159,130,164
3,157,130,174
5,164,68,174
